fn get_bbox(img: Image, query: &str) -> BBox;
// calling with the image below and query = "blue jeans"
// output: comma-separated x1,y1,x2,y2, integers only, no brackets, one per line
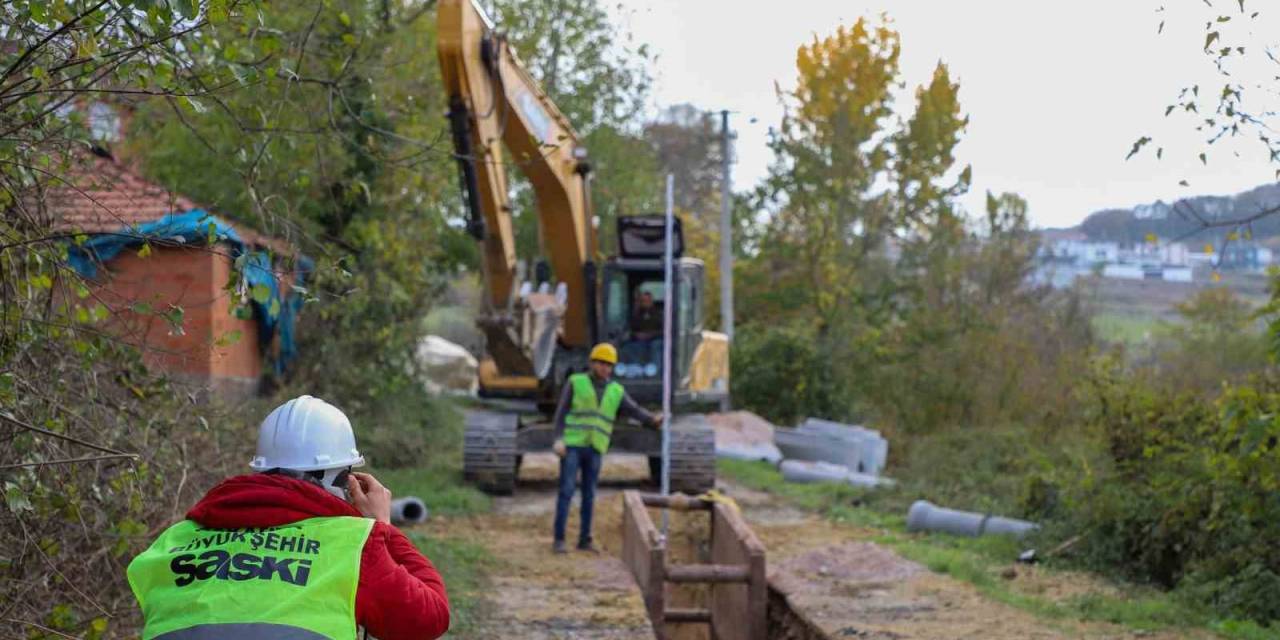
621,338,663,368
553,446,603,545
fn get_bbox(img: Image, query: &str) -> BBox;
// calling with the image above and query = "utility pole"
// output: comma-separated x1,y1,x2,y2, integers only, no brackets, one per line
719,110,734,342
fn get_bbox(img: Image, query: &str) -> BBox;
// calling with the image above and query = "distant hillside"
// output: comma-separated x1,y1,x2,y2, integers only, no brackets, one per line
1067,182,1280,245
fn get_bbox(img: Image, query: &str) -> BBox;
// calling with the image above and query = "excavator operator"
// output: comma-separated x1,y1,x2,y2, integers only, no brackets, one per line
623,289,663,370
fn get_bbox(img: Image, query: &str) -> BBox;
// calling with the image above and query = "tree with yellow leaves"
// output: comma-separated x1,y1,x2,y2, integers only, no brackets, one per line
748,16,970,330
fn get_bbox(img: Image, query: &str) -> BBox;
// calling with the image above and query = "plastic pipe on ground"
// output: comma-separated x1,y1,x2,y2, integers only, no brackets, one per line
390,496,429,526
780,460,895,489
906,500,1037,539
780,459,849,483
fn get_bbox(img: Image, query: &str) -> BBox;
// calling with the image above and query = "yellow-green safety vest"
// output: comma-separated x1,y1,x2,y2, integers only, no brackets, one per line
563,372,625,454
126,515,374,640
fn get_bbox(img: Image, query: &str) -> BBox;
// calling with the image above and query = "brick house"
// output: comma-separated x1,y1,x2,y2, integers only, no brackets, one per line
45,151,298,395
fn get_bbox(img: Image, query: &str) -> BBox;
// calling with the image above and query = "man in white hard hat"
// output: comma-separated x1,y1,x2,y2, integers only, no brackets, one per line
126,395,450,640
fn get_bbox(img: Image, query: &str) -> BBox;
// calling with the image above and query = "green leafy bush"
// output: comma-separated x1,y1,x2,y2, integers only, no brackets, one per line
1058,364,1280,624
285,260,452,469
730,324,854,426
1139,287,1269,394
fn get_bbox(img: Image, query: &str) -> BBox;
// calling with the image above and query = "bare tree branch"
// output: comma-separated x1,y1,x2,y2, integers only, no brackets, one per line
0,453,139,470
0,411,129,456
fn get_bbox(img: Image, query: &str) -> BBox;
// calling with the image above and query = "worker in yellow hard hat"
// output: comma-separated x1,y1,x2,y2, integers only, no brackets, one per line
551,342,662,554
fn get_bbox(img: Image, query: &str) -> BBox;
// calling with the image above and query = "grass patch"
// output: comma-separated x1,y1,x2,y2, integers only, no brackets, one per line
718,459,1277,639
366,400,490,517
1091,311,1161,346
407,533,493,633
374,401,494,633
368,464,489,517
719,458,896,524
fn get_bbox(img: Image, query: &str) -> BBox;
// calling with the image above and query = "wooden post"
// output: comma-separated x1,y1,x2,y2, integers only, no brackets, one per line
665,564,751,583
621,491,666,639
709,502,768,640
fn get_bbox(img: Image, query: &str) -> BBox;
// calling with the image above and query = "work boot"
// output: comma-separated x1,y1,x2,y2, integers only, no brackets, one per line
552,540,567,554
577,540,600,554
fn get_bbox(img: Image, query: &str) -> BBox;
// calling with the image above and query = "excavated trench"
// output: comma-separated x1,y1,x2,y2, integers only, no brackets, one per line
626,494,834,640
436,453,1183,639
767,584,832,640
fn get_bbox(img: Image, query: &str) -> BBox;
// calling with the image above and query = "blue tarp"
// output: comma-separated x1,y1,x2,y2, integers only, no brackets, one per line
66,210,308,375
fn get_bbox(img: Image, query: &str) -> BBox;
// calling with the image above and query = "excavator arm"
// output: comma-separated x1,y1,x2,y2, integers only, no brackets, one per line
438,0,597,387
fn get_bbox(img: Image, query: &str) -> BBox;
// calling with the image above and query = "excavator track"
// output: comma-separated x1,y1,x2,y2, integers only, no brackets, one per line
462,410,519,495
650,415,716,494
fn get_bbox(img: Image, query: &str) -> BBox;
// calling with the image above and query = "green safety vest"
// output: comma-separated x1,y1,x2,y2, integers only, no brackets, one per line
563,372,625,454
126,515,374,640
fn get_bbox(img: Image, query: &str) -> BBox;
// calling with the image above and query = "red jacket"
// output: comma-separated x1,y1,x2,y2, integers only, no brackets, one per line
186,474,450,639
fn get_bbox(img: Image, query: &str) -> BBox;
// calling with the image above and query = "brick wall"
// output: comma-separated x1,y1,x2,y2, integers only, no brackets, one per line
91,243,262,389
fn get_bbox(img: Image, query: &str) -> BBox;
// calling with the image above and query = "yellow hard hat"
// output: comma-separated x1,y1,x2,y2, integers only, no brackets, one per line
589,343,618,365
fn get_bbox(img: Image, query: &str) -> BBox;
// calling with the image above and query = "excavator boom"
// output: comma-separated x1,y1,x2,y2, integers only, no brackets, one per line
438,0,596,373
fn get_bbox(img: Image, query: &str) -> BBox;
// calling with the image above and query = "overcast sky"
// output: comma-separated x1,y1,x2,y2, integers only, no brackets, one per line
610,1,1280,229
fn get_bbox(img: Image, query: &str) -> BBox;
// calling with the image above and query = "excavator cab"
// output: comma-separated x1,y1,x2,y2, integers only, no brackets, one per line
598,216,707,406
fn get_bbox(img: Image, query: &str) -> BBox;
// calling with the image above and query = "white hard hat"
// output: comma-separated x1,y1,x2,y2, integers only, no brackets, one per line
250,395,365,472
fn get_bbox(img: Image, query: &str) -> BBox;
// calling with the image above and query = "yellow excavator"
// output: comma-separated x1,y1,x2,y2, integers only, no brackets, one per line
437,0,728,494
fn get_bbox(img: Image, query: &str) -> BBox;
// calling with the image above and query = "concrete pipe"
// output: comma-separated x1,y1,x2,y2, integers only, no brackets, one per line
775,429,861,470
802,419,888,476
391,496,429,526
780,460,895,489
906,500,1037,539
780,459,851,483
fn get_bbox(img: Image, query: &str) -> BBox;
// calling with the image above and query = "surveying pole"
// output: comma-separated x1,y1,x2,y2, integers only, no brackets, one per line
719,110,734,343
718,111,734,411
660,173,675,536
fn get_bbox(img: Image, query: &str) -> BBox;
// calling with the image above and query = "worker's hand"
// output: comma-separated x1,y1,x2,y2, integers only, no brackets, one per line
651,413,665,429
553,439,567,458
348,472,392,525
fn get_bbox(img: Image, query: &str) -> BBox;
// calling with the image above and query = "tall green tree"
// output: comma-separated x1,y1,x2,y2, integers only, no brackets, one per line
749,18,972,330
645,103,723,218
735,18,1086,434
490,0,649,132
894,62,970,251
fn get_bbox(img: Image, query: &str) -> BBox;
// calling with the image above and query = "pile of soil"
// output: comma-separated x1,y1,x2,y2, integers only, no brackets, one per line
770,542,923,596
706,411,776,448
417,455,655,639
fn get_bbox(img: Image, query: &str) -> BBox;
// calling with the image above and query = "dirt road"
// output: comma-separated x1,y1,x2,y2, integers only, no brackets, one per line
417,454,655,639
421,456,1207,640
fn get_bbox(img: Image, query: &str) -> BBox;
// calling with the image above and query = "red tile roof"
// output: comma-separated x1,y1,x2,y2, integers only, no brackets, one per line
44,153,289,253
47,153,198,233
